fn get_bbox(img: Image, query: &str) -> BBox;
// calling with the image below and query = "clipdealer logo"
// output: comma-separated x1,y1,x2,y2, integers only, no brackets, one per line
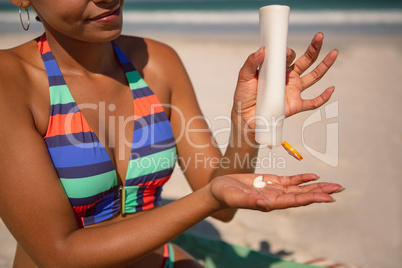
302,101,339,167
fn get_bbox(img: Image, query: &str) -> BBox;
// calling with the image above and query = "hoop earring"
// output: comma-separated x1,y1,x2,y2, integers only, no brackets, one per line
19,4,30,31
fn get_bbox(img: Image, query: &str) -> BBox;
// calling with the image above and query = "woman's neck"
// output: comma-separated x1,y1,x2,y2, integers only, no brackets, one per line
43,30,119,76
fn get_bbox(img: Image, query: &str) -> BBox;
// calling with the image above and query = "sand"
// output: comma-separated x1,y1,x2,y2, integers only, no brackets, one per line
0,25,401,268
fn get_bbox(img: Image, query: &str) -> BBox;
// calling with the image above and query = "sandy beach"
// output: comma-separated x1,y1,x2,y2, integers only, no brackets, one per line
1,18,401,268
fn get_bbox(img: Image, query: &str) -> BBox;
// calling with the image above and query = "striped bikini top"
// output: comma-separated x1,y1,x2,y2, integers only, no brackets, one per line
38,34,177,228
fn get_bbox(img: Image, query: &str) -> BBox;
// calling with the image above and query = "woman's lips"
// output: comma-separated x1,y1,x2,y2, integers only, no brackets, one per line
90,7,121,23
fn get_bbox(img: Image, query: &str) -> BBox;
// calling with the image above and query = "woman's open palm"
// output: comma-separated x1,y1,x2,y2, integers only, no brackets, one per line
210,173,343,212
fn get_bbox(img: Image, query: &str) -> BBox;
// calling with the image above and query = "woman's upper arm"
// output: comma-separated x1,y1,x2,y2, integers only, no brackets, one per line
0,64,79,265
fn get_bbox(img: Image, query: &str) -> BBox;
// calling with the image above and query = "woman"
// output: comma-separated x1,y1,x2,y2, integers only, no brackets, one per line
0,0,342,267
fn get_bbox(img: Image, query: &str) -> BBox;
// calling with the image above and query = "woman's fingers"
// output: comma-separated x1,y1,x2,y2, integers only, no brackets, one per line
273,192,335,209
277,173,320,186
301,86,335,111
238,47,265,83
286,182,344,194
286,48,296,67
293,192,336,205
300,49,339,91
292,32,324,75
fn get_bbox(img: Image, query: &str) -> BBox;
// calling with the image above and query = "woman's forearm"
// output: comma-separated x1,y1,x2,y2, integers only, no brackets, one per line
46,186,220,268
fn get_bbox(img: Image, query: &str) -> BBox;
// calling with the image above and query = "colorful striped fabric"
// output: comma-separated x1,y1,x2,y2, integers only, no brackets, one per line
39,34,177,228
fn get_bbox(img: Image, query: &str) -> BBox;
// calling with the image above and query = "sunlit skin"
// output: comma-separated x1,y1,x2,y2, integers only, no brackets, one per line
0,0,342,267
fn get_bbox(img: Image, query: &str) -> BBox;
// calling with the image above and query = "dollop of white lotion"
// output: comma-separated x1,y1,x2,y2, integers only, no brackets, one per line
267,181,273,184
253,176,267,188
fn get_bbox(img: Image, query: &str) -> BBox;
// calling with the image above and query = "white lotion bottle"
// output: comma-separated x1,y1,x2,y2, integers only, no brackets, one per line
255,5,290,148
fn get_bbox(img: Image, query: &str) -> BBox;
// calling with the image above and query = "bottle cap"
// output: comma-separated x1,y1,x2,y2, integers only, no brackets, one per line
282,141,303,161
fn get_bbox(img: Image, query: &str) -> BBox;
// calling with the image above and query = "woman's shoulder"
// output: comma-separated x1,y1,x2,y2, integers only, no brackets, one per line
0,47,26,97
0,39,45,111
0,39,43,83
0,46,33,128
0,47,24,78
